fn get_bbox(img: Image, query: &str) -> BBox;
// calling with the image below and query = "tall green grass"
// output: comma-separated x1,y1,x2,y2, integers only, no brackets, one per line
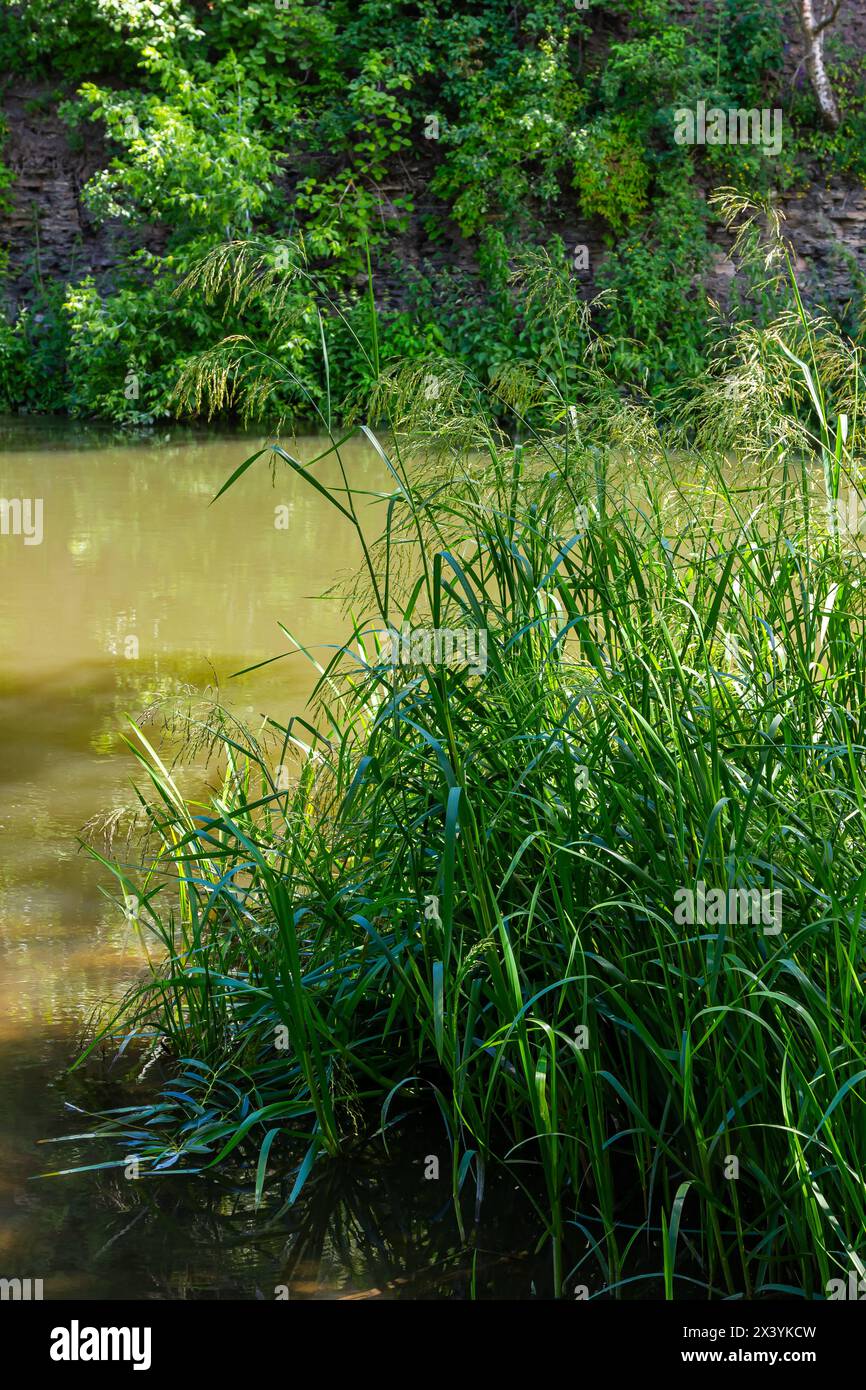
69,195,866,1298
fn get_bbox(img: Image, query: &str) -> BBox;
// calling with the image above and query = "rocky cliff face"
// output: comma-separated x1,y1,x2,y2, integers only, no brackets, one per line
738,180,866,312
2,82,112,307
1,1,864,321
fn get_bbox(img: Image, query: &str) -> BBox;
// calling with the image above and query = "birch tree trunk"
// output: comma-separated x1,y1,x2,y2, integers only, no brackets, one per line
799,0,842,129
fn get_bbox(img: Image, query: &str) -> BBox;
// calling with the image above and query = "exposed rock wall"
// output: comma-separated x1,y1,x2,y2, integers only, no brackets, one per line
1,81,118,307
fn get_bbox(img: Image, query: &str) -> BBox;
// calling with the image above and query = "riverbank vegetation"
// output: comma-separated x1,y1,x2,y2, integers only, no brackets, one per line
65,200,866,1298
2,0,866,423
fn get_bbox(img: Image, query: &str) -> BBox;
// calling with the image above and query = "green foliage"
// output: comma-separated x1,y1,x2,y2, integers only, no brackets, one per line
717,0,785,102
596,165,712,390
0,275,75,414
599,24,709,112
430,29,583,236
67,62,279,240
0,0,864,421
0,0,198,82
787,88,866,185
62,271,185,424
572,116,651,232
68,230,866,1299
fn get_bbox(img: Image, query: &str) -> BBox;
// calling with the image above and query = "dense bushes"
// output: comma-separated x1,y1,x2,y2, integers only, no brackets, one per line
0,0,864,422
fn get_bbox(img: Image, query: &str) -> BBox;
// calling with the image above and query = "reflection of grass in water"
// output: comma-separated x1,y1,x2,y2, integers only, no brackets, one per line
60,194,866,1301
37,1119,545,1299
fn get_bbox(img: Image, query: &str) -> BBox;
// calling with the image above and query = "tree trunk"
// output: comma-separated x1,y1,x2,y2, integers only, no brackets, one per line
799,0,842,129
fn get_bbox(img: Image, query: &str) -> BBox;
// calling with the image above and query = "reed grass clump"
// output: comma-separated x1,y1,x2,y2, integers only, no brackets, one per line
73,196,866,1299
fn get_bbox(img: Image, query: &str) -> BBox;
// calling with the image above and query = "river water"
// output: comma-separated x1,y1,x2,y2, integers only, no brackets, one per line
0,418,497,1299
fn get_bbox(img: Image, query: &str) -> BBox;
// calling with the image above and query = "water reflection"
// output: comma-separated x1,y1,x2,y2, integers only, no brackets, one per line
1,418,439,1298
28,1113,544,1300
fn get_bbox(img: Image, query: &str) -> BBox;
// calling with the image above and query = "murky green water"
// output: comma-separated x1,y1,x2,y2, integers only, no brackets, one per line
1,418,526,1298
